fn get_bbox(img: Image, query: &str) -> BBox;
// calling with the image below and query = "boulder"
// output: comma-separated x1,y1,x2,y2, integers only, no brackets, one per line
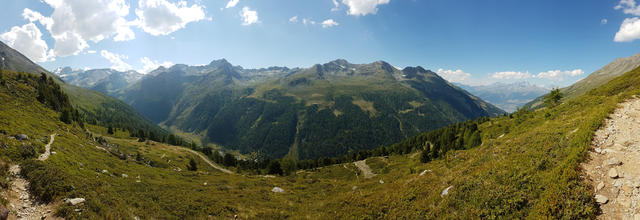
64,198,85,205
271,187,284,193
441,186,453,197
606,157,622,166
14,134,28,140
595,194,608,204
596,182,605,192
608,168,619,178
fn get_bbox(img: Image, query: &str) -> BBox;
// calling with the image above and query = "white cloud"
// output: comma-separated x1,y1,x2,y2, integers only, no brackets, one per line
35,0,136,57
225,0,239,9
615,17,640,42
100,50,132,72
491,69,584,80
436,69,472,83
303,18,316,25
491,71,532,80
240,7,259,26
139,57,173,73
615,0,640,16
0,23,54,62
602,18,608,25
87,50,97,54
321,19,339,28
331,0,340,11
536,69,584,80
289,16,298,23
135,0,207,36
342,0,390,16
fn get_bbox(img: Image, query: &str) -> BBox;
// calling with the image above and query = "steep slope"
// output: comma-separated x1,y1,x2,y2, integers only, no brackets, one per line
457,81,549,112
0,41,49,75
527,52,640,108
0,41,167,138
121,59,504,159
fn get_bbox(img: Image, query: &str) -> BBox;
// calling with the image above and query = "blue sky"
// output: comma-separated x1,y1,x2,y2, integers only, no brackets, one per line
1,0,640,86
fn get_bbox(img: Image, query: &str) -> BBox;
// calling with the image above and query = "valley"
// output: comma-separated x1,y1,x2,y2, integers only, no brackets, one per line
1,12,640,218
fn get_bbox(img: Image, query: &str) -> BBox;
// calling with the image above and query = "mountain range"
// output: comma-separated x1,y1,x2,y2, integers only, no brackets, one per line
55,58,504,159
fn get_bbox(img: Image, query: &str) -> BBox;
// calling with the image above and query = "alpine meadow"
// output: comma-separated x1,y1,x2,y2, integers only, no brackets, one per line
1,0,640,219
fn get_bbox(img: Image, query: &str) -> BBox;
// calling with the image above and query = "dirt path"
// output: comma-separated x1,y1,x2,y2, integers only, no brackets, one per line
182,148,234,174
354,160,376,179
583,98,640,219
7,133,59,220
37,134,55,161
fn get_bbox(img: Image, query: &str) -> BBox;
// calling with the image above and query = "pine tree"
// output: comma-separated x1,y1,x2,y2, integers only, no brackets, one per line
544,88,562,108
187,158,198,171
107,126,114,135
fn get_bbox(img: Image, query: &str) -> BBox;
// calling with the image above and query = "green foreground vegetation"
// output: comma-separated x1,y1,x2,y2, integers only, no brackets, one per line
2,64,640,218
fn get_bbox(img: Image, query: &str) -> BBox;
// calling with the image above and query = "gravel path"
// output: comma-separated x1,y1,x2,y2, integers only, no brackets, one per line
354,160,376,179
583,98,640,219
182,148,234,174
7,133,59,220
37,134,55,161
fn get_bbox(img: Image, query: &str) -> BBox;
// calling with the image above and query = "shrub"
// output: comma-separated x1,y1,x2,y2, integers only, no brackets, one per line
20,160,71,203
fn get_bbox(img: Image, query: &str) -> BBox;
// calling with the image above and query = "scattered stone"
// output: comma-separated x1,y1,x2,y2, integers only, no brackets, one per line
64,198,85,205
595,194,608,204
634,214,640,220
594,147,602,153
352,186,358,190
614,179,623,187
271,187,284,193
419,170,432,176
51,151,56,155
203,182,207,186
622,185,634,194
618,197,631,208
121,174,128,178
14,134,28,140
606,157,622,166
379,180,384,184
441,186,453,197
609,168,619,178
102,170,108,174
597,182,605,192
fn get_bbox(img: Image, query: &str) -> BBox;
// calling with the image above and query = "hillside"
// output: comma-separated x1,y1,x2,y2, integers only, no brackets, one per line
527,51,640,108
457,81,549,112
2,61,640,218
118,59,504,159
0,41,167,139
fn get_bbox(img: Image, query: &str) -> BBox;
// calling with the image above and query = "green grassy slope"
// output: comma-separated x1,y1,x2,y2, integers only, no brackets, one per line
1,65,639,219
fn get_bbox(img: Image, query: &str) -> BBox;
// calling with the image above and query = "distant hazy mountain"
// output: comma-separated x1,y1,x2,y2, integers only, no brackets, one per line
117,58,504,159
526,51,640,108
456,82,549,112
53,67,143,94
